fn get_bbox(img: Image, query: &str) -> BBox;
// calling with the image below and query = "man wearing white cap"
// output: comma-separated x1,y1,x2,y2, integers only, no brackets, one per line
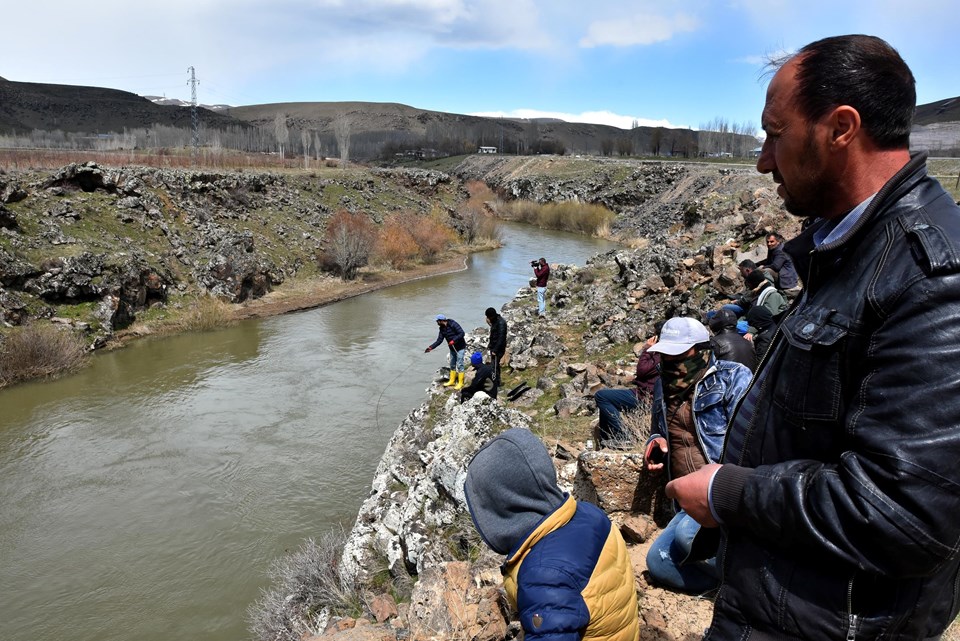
642,317,752,594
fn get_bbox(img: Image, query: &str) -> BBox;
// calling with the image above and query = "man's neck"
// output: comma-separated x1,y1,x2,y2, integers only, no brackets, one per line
825,147,910,219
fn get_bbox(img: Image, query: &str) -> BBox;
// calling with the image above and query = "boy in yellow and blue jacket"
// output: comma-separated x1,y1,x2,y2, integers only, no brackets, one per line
464,428,639,641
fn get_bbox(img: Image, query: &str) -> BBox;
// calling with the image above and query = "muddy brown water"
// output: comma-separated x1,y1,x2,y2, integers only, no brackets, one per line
0,223,618,641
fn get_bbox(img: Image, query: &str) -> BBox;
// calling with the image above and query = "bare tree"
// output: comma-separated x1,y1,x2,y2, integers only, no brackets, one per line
274,113,289,160
651,127,663,156
333,114,352,168
301,129,311,169
321,210,376,280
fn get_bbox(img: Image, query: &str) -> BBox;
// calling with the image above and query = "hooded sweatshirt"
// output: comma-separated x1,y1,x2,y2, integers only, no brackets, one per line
464,428,639,641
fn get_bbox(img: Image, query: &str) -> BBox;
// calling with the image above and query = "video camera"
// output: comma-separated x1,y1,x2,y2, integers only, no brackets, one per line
530,260,539,267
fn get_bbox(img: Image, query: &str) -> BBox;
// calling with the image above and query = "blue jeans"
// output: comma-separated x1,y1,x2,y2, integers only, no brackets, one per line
722,303,744,316
594,388,638,447
536,286,547,315
448,347,466,373
646,510,719,595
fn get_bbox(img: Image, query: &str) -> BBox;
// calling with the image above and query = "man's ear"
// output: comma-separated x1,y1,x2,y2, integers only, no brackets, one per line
829,105,861,150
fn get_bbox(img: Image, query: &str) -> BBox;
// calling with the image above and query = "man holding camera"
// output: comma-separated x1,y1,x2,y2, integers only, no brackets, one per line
531,257,550,318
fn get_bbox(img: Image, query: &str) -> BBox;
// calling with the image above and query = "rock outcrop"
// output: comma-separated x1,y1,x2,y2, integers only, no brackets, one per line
0,162,460,342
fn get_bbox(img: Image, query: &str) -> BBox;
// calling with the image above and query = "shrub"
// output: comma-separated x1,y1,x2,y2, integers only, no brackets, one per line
456,201,502,244
176,295,234,332
611,398,654,450
0,323,88,387
500,200,614,235
321,210,378,280
247,527,364,641
385,211,456,264
374,217,420,269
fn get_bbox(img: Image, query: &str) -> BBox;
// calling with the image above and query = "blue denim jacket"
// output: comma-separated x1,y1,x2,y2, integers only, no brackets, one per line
649,357,752,473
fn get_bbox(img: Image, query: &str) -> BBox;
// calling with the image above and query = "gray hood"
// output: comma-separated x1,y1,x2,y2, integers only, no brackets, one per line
463,427,565,555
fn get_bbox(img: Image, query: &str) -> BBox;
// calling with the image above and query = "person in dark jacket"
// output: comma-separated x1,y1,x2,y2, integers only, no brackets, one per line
424,314,467,390
707,309,756,371
484,307,508,385
744,305,775,363
667,35,960,641
757,232,800,291
460,351,498,402
533,257,550,317
464,428,639,641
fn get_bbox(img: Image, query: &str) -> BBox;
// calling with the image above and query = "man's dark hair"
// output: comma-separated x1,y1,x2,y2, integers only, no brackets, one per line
485,307,497,320
739,259,757,269
745,270,768,288
782,34,916,149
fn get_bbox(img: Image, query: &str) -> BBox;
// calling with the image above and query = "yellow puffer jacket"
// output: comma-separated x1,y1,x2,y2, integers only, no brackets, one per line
502,496,639,641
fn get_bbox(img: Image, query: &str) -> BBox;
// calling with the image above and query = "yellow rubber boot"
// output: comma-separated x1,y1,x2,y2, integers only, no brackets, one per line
442,371,457,387
454,372,465,390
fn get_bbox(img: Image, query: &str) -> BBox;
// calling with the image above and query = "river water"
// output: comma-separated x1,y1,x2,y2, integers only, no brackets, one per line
0,223,617,641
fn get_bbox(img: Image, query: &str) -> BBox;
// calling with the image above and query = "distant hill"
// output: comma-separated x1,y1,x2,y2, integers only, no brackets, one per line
915,96,960,126
3,77,954,158
0,78,242,134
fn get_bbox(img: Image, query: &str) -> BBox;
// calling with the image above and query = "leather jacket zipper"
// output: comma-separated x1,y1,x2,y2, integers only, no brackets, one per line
846,578,858,641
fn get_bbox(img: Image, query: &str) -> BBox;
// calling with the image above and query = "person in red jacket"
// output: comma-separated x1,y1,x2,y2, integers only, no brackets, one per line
532,257,550,317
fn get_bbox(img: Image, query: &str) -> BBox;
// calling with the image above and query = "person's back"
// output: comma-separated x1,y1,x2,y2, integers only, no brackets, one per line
464,428,639,641
708,309,757,371
746,270,788,319
745,305,776,362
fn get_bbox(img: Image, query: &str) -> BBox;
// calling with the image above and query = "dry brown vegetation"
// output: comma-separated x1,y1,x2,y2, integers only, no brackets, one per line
501,199,615,236
0,323,88,388
175,296,237,332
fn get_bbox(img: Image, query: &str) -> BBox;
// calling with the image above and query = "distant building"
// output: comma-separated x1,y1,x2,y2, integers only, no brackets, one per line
478,146,497,154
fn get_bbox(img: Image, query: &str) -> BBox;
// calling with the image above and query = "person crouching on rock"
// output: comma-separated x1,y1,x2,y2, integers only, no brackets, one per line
464,428,639,641
460,351,498,402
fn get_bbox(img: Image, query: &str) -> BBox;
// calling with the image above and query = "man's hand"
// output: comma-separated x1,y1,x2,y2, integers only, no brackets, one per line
644,335,658,349
644,437,668,473
448,340,455,346
666,463,721,527
424,346,432,353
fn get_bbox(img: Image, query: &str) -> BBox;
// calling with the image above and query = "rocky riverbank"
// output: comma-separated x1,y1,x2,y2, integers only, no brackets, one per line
248,157,804,640
253,155,960,638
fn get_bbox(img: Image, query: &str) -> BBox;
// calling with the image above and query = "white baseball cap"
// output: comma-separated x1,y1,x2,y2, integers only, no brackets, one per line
647,317,710,356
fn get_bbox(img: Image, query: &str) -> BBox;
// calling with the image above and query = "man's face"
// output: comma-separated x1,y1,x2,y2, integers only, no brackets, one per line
757,58,836,219
766,235,779,250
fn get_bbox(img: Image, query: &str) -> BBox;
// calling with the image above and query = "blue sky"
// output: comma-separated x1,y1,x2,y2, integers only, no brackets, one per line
3,1,956,131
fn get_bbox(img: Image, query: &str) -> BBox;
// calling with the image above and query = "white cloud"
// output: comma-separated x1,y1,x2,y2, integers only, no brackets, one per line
579,12,700,47
470,109,685,130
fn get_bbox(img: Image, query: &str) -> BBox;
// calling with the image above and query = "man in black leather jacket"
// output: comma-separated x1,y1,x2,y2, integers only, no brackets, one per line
707,309,756,371
668,35,960,640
